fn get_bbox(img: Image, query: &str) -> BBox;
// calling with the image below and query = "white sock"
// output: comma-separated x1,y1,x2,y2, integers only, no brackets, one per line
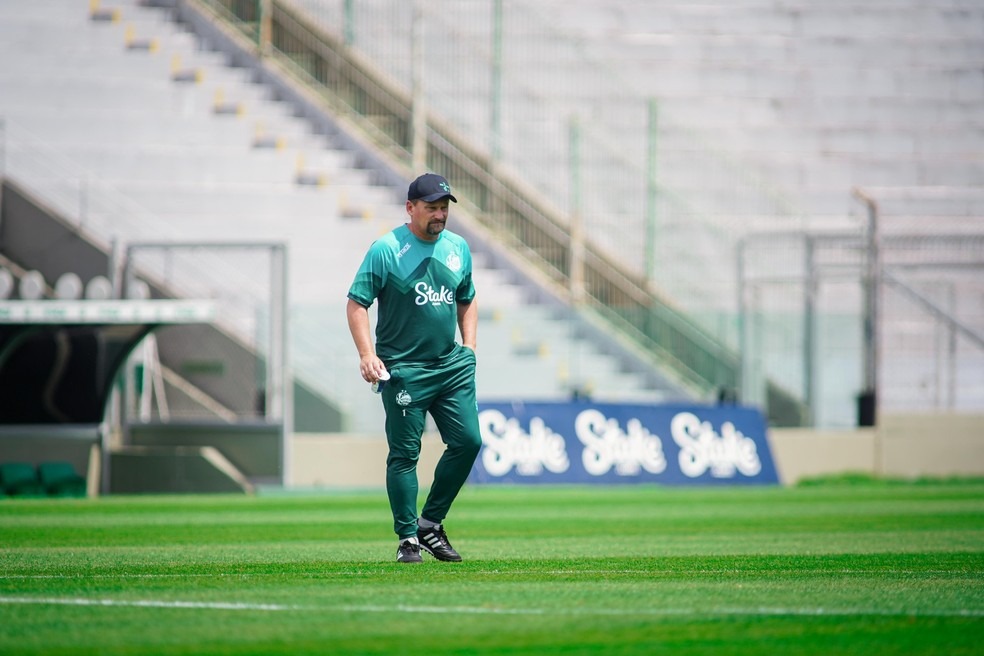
417,517,439,530
400,536,419,545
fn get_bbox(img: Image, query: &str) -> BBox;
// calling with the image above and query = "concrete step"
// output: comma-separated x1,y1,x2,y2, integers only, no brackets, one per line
0,110,332,151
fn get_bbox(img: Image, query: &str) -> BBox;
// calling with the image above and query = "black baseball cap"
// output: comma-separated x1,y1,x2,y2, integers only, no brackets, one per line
407,173,457,203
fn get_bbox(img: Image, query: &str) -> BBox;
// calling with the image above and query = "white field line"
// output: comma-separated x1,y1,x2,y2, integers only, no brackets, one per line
0,596,981,618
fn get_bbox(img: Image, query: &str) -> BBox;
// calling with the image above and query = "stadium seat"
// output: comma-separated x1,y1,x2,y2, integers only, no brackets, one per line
37,461,87,497
0,462,47,497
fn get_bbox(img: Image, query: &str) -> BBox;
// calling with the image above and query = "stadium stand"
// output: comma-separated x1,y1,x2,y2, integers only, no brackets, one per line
0,0,980,449
0,0,688,439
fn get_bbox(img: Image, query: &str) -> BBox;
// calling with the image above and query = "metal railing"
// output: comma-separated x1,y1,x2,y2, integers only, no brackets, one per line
856,187,984,415
736,188,984,427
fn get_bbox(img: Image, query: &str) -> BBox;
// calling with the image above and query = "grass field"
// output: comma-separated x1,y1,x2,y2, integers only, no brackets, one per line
1,479,982,655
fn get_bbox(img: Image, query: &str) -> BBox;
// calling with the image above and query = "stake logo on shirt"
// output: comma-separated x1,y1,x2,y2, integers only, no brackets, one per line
415,282,456,306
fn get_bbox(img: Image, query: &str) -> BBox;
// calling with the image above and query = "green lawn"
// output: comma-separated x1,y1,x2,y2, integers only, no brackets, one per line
1,481,982,655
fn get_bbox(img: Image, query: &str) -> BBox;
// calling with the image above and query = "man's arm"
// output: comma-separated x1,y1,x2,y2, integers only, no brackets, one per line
457,299,478,352
346,297,386,382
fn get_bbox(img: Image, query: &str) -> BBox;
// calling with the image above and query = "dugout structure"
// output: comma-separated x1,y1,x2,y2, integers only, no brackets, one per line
117,240,292,493
0,179,294,494
0,297,216,494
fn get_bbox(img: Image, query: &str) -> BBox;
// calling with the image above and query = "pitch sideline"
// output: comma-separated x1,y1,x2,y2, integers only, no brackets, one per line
0,595,981,618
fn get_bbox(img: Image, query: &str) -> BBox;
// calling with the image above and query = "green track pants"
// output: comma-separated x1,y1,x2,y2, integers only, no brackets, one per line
380,345,482,539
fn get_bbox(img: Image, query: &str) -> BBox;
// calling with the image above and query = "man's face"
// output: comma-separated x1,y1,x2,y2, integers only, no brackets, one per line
407,198,450,240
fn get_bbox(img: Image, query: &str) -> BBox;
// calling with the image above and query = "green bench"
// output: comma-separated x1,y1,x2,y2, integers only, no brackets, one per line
0,461,87,498
38,461,87,497
0,462,47,497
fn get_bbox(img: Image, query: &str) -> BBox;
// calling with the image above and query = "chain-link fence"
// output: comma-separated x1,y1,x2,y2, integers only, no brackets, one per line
738,230,866,428
739,188,984,427
870,188,984,414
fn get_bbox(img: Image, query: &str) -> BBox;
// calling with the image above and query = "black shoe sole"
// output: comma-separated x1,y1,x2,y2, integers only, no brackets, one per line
419,544,462,562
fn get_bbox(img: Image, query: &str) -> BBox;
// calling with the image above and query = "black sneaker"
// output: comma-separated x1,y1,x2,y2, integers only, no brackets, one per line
417,524,462,562
396,539,423,563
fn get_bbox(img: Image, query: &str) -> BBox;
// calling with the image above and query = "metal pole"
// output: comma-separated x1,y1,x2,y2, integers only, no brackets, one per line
749,284,765,408
267,245,284,422
271,244,291,487
645,98,658,285
945,284,956,410
79,177,88,230
803,235,816,426
410,0,427,172
102,239,127,495
258,0,272,55
0,117,6,179
736,237,747,402
343,0,355,46
853,187,879,426
737,238,766,408
0,118,5,227
568,115,584,305
565,116,586,397
490,0,503,164
933,281,950,410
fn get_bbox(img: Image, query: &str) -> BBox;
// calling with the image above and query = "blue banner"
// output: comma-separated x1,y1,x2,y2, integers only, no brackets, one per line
470,402,778,485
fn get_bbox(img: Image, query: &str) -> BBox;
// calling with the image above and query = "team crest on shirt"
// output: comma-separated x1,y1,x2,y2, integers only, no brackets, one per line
396,390,412,406
445,253,461,272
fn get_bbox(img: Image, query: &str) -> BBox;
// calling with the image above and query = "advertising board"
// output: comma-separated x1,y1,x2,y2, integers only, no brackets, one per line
470,402,777,485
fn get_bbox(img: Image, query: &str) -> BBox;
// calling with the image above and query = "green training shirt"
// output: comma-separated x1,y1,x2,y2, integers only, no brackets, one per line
348,224,475,363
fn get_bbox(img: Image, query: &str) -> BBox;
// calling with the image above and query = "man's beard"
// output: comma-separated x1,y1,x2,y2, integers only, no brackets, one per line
426,220,446,235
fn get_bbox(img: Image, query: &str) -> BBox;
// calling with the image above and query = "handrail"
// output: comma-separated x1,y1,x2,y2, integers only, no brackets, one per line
882,269,984,352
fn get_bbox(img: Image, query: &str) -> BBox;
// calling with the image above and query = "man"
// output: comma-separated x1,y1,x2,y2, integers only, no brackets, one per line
346,173,482,563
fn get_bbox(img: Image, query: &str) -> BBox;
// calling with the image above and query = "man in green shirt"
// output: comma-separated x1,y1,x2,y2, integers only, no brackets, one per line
346,173,481,563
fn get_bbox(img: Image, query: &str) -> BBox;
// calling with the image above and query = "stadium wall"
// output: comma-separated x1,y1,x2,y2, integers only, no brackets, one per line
289,413,984,488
